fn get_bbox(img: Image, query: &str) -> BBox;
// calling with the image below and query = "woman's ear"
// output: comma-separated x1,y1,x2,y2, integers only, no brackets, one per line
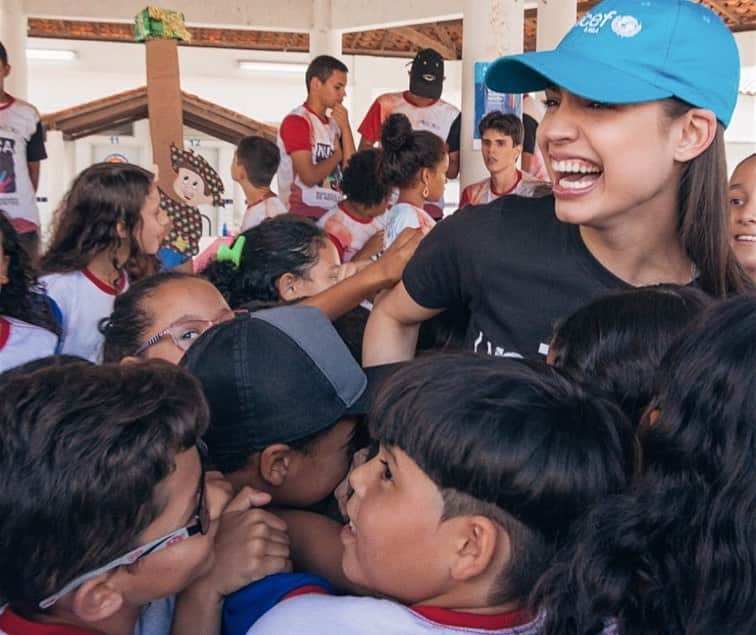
673,108,717,163
276,272,300,301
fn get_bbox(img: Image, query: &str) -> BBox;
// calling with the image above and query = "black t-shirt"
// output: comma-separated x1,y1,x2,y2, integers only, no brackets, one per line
403,195,630,359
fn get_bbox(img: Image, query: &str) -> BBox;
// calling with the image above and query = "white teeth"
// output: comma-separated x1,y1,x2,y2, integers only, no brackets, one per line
735,235,756,242
551,159,602,174
558,177,596,190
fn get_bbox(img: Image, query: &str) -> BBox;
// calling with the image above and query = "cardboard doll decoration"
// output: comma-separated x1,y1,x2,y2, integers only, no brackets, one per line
159,142,224,259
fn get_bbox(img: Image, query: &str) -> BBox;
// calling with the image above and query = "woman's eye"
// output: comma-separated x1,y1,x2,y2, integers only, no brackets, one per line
542,98,558,108
587,101,611,110
729,198,744,206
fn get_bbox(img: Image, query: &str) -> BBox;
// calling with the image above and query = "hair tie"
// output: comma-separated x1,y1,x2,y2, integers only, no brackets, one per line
217,236,245,268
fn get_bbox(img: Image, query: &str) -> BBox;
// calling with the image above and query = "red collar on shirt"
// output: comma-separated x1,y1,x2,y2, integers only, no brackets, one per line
303,103,330,124
0,316,9,350
247,191,277,209
412,606,533,630
338,202,375,225
0,608,100,635
403,91,439,108
0,95,16,111
82,267,126,295
490,170,523,197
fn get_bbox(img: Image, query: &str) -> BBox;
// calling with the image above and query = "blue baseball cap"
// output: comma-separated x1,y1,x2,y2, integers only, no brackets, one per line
485,0,740,127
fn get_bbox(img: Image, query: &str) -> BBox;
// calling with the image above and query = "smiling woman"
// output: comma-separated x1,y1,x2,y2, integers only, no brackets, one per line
362,0,754,367
729,153,756,281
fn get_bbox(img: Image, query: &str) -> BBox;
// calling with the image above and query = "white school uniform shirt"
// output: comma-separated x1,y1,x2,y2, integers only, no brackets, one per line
459,171,552,208
42,268,129,363
249,594,542,635
318,203,387,262
383,202,436,249
0,97,47,232
277,104,343,219
0,316,58,374
240,194,288,231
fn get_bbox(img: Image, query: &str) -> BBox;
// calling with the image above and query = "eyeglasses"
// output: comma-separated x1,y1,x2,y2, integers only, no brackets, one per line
38,442,210,610
134,309,248,356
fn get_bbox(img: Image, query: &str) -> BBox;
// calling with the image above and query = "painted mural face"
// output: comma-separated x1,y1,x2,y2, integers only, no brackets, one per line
174,167,213,206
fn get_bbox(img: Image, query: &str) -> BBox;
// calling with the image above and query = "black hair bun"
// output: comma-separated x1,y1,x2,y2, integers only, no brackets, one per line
381,113,413,154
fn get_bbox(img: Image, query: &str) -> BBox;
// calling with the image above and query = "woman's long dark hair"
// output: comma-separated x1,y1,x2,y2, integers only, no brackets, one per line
0,212,59,333
535,295,756,635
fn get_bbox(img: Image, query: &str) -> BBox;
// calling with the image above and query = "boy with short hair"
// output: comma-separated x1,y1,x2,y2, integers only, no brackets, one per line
235,135,288,231
459,111,550,208
180,305,381,508
277,55,356,219
250,354,635,634
0,41,47,256
318,149,389,262
0,360,225,634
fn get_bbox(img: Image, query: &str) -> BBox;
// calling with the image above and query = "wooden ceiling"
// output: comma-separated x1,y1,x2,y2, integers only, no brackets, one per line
42,86,278,143
27,1,756,60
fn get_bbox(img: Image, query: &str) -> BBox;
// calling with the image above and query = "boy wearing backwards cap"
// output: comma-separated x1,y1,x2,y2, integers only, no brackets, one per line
248,354,635,634
357,48,461,218
364,0,753,368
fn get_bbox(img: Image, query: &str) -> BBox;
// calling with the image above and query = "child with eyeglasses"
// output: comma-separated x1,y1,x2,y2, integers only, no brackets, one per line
0,360,227,634
100,271,242,364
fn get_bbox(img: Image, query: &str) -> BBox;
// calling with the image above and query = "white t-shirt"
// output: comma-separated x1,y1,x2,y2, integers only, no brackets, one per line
459,171,551,208
240,195,288,231
42,269,128,363
0,316,58,374
384,202,436,248
249,594,541,635
277,104,343,218
318,203,387,262
0,97,47,231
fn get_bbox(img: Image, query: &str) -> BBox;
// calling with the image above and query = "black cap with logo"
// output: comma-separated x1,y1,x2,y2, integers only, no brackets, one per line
409,48,444,100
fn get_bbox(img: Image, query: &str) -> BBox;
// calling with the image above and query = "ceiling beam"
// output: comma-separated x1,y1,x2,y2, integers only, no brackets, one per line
393,25,457,59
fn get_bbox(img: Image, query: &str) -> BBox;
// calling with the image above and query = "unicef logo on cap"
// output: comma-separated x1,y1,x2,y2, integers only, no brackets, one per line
611,15,642,38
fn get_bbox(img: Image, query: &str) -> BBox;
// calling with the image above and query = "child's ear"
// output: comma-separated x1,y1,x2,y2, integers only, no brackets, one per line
276,272,300,302
449,516,509,583
259,444,294,487
70,575,124,623
673,108,717,163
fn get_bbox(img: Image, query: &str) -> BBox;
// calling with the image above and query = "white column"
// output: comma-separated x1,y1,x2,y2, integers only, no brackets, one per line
0,0,28,100
461,0,524,188
536,0,577,51
310,0,342,59
37,130,66,239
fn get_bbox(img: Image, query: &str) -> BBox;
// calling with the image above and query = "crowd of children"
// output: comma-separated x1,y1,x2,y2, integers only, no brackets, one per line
0,0,755,634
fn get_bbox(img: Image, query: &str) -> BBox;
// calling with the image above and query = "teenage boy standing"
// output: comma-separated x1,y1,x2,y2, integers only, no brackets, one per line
357,48,460,219
0,41,47,257
278,55,356,220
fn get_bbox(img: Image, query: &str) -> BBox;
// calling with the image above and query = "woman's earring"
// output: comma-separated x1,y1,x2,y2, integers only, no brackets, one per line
422,185,430,199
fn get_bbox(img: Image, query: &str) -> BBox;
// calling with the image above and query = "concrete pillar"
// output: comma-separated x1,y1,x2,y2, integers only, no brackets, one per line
39,129,66,237
536,0,577,51
0,0,28,100
310,0,342,59
461,0,524,188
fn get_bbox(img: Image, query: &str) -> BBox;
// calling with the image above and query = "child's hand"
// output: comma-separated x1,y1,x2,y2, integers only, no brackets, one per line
376,227,423,286
204,486,292,597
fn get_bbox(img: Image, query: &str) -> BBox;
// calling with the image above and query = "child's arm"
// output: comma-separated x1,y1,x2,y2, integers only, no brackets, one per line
331,104,356,165
170,486,291,635
351,231,385,263
290,143,343,188
299,228,422,320
28,161,41,191
274,508,368,595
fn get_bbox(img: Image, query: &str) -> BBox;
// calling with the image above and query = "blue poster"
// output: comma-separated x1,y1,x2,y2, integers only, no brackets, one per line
474,61,522,140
